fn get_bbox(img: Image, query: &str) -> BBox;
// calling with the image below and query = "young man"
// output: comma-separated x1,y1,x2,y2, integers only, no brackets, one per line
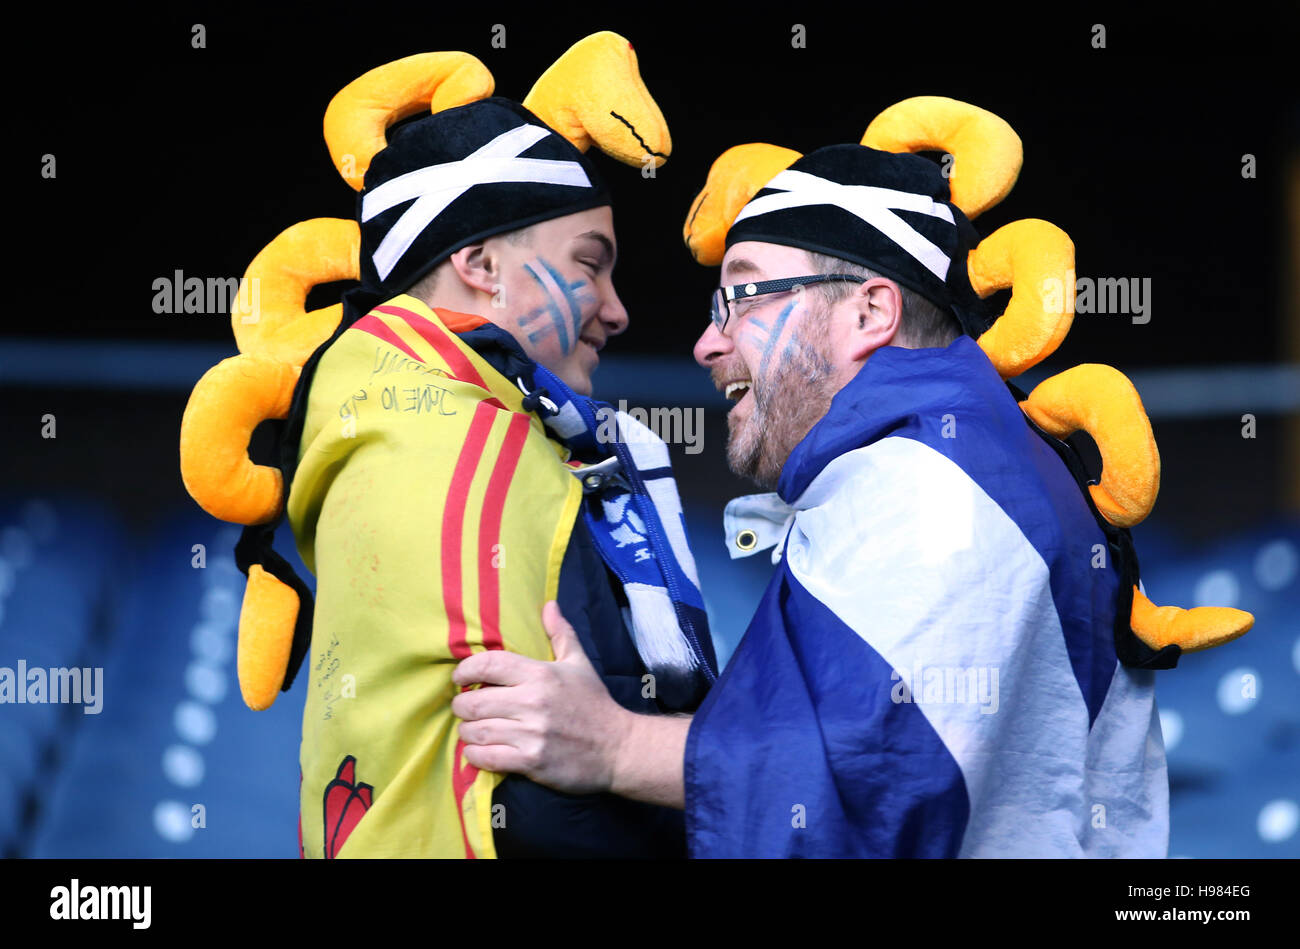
287,98,715,858
451,143,1171,858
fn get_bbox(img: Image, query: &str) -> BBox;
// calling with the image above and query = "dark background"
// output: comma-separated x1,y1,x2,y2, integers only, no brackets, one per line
22,6,1292,364
13,5,1299,538
2,5,1297,859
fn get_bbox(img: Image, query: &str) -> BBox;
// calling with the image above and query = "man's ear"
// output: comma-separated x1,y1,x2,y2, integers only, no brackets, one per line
843,278,903,363
447,241,498,296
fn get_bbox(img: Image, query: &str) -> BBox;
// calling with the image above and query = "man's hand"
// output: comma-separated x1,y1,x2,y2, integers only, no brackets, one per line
451,601,632,795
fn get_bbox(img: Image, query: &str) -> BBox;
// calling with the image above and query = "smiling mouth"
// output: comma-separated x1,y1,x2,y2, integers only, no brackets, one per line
724,380,752,402
577,321,605,353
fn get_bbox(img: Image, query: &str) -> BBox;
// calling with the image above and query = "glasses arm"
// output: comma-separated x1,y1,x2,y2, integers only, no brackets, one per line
727,273,867,300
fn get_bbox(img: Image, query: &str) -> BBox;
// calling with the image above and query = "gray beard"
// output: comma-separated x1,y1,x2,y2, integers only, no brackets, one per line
726,308,837,491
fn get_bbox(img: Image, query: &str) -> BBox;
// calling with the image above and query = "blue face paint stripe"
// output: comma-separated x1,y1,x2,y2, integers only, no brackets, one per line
758,300,797,381
539,257,588,345
523,262,571,353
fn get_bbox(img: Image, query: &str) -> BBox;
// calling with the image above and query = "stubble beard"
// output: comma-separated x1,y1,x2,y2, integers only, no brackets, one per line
726,304,838,490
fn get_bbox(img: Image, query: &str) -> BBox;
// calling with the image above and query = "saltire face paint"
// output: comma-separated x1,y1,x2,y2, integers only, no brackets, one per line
756,299,797,381
520,256,597,355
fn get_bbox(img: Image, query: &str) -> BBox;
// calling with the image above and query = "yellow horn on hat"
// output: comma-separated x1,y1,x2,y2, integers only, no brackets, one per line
180,354,300,526
862,96,1022,220
231,218,360,368
524,31,671,168
324,52,495,191
1131,588,1254,653
683,143,804,266
1019,364,1160,528
968,219,1075,378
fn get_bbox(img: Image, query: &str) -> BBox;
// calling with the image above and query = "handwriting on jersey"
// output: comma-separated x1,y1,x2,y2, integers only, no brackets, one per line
371,347,452,382
315,632,342,721
340,347,459,432
378,382,457,416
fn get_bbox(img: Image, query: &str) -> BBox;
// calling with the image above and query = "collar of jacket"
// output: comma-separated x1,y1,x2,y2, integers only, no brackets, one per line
438,307,541,397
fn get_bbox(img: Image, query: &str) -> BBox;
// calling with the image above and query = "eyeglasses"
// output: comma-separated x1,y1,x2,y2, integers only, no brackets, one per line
709,274,866,334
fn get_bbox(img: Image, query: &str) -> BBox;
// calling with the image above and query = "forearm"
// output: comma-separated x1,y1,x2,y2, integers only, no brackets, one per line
608,709,692,810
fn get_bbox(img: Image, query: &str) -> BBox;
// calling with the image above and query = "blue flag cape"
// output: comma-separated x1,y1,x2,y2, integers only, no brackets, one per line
684,336,1168,858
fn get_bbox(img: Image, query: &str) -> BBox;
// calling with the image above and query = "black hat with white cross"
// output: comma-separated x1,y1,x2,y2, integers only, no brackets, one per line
724,144,993,337
356,97,612,295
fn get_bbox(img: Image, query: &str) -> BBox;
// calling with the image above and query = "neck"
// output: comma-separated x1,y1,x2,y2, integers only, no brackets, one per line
407,283,489,320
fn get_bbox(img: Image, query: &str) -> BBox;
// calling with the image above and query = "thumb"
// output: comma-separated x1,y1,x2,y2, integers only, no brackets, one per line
541,600,586,665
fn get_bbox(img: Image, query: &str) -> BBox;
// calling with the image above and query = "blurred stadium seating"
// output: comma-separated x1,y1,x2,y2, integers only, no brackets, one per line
1137,518,1300,857
1,498,306,857
0,488,1295,857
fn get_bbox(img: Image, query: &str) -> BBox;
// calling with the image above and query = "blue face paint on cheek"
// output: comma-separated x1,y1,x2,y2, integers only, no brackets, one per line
522,261,572,354
517,304,553,345
737,316,770,352
538,257,591,350
757,300,797,381
770,304,833,379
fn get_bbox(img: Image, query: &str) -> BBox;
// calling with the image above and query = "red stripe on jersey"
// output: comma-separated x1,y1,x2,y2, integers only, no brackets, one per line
375,304,489,390
477,412,532,651
452,740,478,859
353,313,424,363
442,402,495,660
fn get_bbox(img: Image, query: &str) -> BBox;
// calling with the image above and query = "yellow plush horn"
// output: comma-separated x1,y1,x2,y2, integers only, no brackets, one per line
179,354,301,525
1130,587,1254,652
323,52,495,190
237,564,300,710
523,31,670,168
968,219,1076,378
231,218,360,368
1019,364,1160,528
862,96,1022,220
683,143,804,266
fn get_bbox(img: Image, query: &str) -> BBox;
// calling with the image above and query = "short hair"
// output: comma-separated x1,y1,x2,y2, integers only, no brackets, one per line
804,250,963,349
406,223,536,300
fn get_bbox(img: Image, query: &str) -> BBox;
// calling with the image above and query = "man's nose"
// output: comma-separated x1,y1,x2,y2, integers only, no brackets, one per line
694,321,733,368
601,284,629,337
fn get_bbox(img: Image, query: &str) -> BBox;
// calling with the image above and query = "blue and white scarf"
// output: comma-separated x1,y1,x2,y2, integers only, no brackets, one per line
521,364,717,707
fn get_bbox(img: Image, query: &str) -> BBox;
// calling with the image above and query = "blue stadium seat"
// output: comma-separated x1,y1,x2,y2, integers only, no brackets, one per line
28,511,308,857
13,491,1295,858
0,496,125,854
1147,517,1300,857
